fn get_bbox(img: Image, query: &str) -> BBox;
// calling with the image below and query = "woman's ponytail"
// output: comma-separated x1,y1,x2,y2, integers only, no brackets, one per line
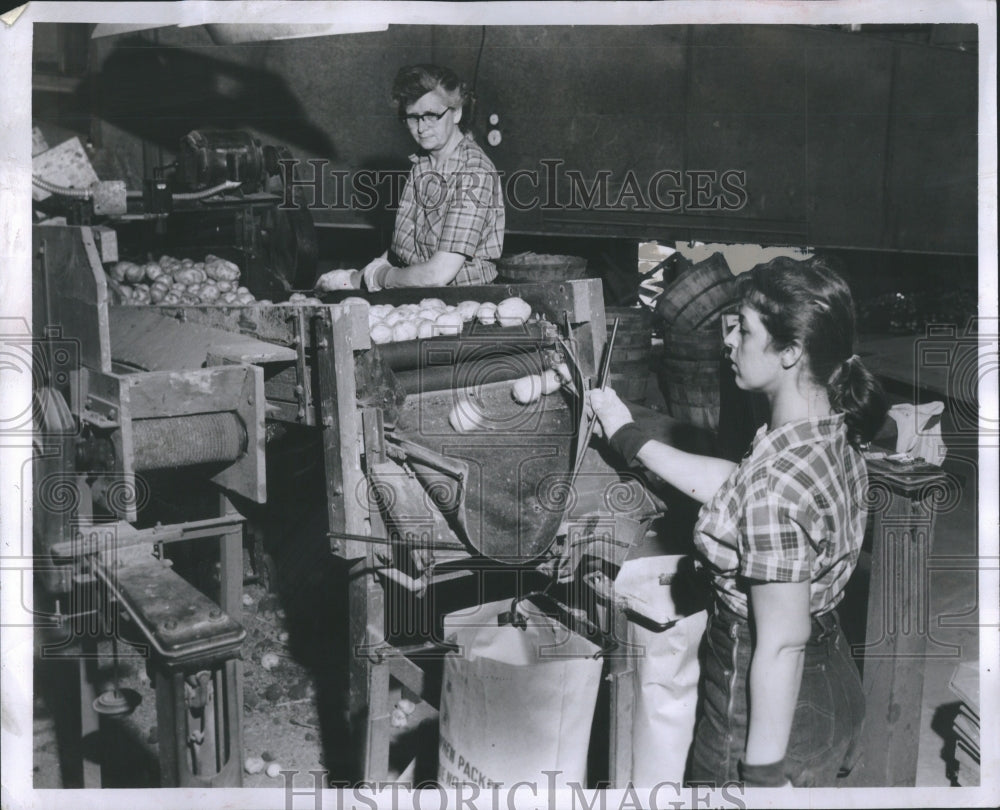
827,355,889,446
739,256,890,446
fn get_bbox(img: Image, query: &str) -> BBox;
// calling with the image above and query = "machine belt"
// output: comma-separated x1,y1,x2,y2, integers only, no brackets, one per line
132,412,246,471
392,349,549,395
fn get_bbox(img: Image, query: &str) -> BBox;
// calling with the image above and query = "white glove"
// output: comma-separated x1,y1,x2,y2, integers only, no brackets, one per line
362,256,393,292
587,387,634,438
314,269,360,292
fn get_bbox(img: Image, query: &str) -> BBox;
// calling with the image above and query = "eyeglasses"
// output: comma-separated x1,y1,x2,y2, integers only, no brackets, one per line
402,107,453,127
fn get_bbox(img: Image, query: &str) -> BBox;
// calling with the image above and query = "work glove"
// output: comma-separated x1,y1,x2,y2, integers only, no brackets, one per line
586,387,635,438
314,269,361,292
362,256,394,292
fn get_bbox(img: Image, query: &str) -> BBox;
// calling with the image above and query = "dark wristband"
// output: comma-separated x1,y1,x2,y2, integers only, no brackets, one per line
738,758,789,787
608,422,650,466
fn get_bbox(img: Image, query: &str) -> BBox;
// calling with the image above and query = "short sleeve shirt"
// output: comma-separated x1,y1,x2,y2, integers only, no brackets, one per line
693,413,868,619
390,133,505,286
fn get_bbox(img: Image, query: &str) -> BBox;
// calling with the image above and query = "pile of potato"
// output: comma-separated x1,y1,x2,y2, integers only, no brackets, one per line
107,254,258,306
347,295,534,344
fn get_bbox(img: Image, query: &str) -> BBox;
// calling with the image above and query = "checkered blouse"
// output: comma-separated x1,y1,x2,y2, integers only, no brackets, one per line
693,413,868,619
389,133,505,285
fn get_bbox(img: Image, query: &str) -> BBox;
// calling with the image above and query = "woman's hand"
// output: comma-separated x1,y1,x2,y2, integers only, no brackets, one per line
587,387,634,438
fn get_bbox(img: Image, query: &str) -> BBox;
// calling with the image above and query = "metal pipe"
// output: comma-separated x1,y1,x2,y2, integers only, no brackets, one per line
32,175,92,199
170,181,243,201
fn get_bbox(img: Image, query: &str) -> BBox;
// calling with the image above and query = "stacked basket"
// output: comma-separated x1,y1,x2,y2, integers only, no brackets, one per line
605,306,654,403
496,252,588,284
655,253,738,431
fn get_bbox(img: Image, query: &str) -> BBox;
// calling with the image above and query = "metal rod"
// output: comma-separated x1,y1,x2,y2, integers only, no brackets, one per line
327,530,468,552
572,317,620,479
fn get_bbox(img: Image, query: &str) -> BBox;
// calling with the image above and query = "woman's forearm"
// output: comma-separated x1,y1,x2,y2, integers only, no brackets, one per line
745,580,812,766
745,641,805,765
633,439,736,504
386,251,464,287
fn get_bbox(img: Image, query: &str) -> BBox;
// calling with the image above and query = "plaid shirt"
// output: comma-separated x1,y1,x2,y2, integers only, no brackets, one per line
390,133,505,286
693,413,868,619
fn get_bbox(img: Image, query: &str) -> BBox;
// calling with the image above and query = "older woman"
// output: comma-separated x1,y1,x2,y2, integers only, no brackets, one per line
317,64,504,292
589,257,888,787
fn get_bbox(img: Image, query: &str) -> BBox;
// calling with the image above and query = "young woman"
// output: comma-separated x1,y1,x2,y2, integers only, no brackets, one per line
589,257,888,787
316,64,505,291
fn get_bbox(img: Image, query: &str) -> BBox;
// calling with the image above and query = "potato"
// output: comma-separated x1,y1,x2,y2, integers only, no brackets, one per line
198,284,221,302
149,283,170,304
174,267,206,286
237,286,250,295
419,298,447,311
181,258,194,267
416,319,436,339
158,254,174,267
220,291,239,304
476,302,498,325
455,300,481,322
204,254,241,282
215,279,235,293
128,263,152,283
237,292,256,305
370,323,394,344
497,297,532,327
370,304,394,319
145,263,167,283
162,292,181,305
383,310,405,327
171,282,187,294
180,293,200,305
392,321,418,342
511,375,542,404
108,261,133,282
540,368,562,395
433,311,464,336
289,292,307,303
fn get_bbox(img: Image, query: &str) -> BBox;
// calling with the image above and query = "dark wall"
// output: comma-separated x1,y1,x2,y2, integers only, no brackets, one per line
60,23,978,254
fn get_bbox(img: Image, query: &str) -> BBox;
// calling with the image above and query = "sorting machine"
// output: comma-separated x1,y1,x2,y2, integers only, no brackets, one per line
32,209,659,786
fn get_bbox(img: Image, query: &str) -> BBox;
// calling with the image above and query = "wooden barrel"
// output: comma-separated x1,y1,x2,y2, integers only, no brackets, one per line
605,306,653,403
658,327,725,430
656,253,738,331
